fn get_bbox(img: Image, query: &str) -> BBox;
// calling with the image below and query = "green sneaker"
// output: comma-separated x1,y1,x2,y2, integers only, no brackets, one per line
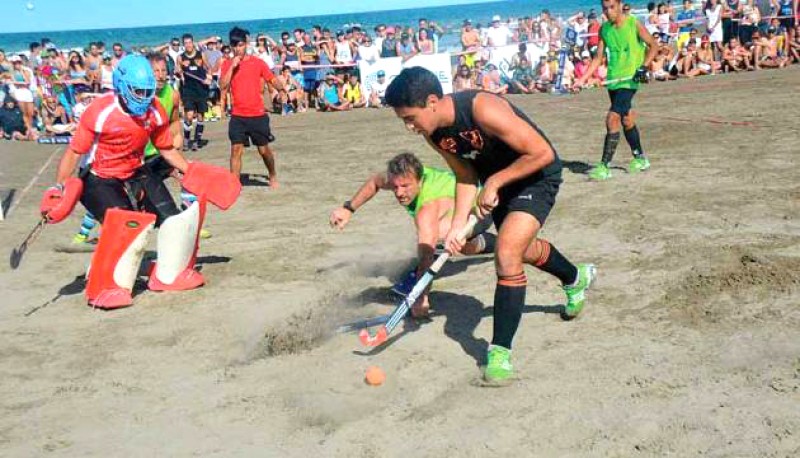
562,264,597,320
629,156,651,173
588,163,612,181
483,345,514,386
72,233,89,244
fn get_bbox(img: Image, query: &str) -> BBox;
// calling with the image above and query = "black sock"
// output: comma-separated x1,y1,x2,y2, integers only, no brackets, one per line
194,121,204,142
183,121,191,143
623,125,645,157
602,131,621,165
532,240,578,285
491,273,526,350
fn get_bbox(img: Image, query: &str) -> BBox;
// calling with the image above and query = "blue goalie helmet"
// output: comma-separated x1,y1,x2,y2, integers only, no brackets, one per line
112,55,156,116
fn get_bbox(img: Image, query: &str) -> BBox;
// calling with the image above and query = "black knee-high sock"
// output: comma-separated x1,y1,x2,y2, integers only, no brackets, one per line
532,240,578,285
183,120,192,142
492,273,527,350
602,131,621,165
623,125,644,157
194,120,204,142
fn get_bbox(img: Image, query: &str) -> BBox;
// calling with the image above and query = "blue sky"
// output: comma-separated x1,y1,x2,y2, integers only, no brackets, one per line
7,0,485,33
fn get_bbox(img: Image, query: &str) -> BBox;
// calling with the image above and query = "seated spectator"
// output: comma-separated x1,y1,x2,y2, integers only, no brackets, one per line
510,55,537,93
41,95,74,135
576,50,604,85
751,30,788,70
481,63,508,94
0,98,30,141
453,64,477,92
680,41,706,78
275,65,304,114
789,25,800,64
317,74,350,111
342,73,366,108
71,92,93,122
649,47,675,80
368,70,389,108
696,35,719,75
722,37,753,72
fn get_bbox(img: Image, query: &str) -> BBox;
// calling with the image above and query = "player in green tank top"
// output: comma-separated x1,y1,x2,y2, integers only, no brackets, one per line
329,152,494,317
575,0,659,181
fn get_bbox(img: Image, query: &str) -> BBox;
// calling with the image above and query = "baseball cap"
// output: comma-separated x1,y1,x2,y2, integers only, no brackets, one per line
581,50,591,58
377,70,386,77
463,19,472,25
492,15,501,22
386,26,396,34
9,55,22,63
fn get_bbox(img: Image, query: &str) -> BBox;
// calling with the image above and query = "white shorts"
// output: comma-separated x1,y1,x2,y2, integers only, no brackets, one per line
11,87,34,103
698,63,712,72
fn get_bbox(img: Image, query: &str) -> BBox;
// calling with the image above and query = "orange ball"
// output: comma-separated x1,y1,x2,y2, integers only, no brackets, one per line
365,366,386,386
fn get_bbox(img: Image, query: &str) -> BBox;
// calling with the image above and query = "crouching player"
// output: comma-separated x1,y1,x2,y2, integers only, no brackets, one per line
385,67,596,385
43,55,240,309
329,152,495,318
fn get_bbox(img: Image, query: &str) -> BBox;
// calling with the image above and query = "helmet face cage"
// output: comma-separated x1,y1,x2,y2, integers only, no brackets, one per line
113,55,156,116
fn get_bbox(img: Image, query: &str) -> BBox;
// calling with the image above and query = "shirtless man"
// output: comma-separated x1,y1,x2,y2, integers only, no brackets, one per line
752,29,789,69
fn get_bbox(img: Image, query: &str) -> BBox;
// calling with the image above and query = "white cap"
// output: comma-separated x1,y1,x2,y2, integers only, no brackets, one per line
492,15,501,22
581,50,591,58
9,55,22,62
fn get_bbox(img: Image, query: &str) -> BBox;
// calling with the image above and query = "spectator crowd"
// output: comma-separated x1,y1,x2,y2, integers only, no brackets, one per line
1,0,798,142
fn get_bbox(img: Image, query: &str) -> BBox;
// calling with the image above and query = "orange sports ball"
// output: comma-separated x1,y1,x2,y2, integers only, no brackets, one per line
365,366,386,386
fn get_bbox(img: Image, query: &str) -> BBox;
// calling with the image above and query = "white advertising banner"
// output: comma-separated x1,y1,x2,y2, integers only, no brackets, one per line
359,53,453,104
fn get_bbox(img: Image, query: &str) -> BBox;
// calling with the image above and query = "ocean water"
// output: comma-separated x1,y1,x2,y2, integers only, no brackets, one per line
0,0,600,53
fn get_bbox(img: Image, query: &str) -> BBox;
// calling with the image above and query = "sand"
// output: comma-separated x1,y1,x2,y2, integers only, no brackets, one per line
0,67,798,457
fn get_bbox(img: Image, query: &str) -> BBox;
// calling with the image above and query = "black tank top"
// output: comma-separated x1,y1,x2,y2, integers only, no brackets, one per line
180,50,208,96
429,90,562,183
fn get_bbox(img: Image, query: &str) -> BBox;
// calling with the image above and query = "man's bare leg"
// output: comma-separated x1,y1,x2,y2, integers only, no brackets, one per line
256,144,279,188
230,143,245,180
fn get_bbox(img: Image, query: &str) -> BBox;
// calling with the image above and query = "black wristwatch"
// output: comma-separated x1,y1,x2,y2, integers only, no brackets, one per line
343,201,356,213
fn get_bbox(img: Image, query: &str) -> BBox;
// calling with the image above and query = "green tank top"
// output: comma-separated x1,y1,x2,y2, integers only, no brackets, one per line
404,167,456,218
600,15,646,90
144,84,175,158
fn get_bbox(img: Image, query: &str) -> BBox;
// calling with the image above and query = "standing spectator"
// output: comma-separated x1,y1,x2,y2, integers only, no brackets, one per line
676,0,699,49
8,56,36,139
772,0,796,55
85,42,102,92
739,0,761,45
487,15,514,47
397,32,419,62
381,27,399,58
67,51,91,94
220,26,285,188
418,18,443,52
204,39,224,122
28,42,43,68
368,70,389,107
334,31,355,64
722,0,742,45
299,33,320,109
657,3,673,42
357,35,381,64
461,20,481,67
587,12,602,53
99,56,114,92
166,37,183,65
179,33,210,151
111,43,126,68
646,3,660,35
568,11,590,49
705,0,725,55
417,29,435,54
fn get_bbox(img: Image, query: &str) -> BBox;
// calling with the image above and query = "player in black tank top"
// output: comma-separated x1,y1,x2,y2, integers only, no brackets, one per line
386,67,595,386
178,34,210,151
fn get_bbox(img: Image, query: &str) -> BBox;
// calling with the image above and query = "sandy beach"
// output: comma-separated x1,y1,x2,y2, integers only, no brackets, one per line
0,67,798,456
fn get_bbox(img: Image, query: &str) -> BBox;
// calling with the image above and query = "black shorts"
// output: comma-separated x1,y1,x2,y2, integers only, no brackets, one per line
491,171,562,229
228,114,275,146
608,88,637,116
182,96,207,114
80,168,180,227
779,17,796,31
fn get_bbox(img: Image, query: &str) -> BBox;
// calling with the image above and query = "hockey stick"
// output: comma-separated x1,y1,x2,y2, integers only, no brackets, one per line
9,217,47,269
359,215,478,347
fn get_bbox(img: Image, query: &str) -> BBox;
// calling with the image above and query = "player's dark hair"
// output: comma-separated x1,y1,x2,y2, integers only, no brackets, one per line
229,27,249,46
387,152,424,181
385,67,443,109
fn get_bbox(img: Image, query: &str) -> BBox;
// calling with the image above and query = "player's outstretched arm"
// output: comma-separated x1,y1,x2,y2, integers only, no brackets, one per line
330,173,389,230
55,148,82,184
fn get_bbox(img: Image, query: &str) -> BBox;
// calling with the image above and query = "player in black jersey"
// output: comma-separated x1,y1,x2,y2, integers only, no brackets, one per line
179,33,210,151
385,67,596,385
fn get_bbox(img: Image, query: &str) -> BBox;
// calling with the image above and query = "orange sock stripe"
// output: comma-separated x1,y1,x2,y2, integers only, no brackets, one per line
497,272,527,287
534,239,551,267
